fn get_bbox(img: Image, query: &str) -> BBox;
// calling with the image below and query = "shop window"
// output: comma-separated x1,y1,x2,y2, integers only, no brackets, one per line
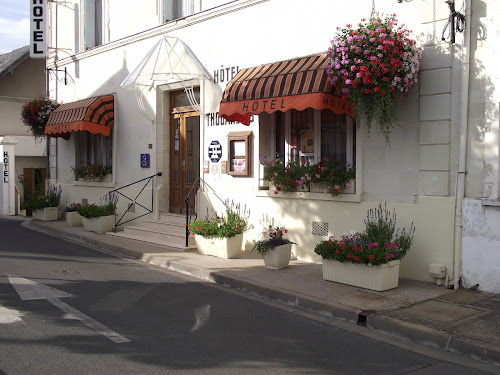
163,0,201,22
259,108,355,182
75,131,113,169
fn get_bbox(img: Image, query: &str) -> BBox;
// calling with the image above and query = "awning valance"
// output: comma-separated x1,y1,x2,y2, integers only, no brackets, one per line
45,94,114,139
218,54,355,125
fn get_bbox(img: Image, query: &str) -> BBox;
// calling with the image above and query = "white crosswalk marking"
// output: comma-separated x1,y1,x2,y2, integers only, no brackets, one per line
8,276,130,343
0,304,24,324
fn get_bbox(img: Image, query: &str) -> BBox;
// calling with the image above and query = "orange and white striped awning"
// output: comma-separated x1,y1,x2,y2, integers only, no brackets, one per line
218,54,354,125
45,94,114,139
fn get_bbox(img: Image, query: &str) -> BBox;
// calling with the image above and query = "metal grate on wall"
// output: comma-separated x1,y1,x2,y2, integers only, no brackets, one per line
312,221,329,236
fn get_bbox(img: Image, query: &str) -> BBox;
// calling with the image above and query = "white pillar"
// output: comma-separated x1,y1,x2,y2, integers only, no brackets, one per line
0,137,18,216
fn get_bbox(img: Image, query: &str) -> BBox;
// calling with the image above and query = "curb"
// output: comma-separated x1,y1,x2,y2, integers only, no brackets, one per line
25,220,135,257
367,310,500,367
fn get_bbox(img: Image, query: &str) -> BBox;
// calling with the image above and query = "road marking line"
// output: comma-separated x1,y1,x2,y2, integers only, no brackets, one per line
48,298,130,343
8,276,130,343
0,304,24,324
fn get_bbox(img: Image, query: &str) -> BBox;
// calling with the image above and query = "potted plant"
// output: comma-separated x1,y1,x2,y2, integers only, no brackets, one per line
253,225,295,269
20,97,60,139
65,203,83,226
310,158,356,196
28,185,62,221
263,157,311,194
325,14,421,143
188,201,250,259
72,162,112,182
314,203,415,291
76,192,118,233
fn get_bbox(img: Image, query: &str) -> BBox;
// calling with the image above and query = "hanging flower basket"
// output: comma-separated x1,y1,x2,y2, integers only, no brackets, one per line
326,14,422,142
20,97,60,138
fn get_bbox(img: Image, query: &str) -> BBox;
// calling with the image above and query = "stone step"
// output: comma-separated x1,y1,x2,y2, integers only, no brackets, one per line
124,226,195,246
159,212,191,226
142,219,187,236
107,231,196,252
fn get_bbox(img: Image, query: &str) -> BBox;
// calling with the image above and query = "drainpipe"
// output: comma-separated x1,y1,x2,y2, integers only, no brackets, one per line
452,0,471,290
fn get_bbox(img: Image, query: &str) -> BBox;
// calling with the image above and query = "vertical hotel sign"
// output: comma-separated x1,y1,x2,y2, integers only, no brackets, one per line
30,0,46,58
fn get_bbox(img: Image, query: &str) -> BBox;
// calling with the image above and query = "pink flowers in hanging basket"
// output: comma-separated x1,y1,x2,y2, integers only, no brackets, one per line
326,14,422,142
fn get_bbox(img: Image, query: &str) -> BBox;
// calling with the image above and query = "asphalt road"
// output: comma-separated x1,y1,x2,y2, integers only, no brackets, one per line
0,218,495,375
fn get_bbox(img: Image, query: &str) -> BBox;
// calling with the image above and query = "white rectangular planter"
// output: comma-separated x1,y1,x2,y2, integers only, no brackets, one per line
322,259,400,291
32,207,58,221
262,243,292,269
82,215,115,234
195,233,243,259
66,211,83,226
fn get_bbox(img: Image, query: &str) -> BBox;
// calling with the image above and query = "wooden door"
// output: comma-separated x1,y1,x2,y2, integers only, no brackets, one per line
23,168,46,200
169,111,200,213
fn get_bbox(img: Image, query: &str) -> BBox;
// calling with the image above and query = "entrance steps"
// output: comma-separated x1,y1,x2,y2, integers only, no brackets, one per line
107,213,196,252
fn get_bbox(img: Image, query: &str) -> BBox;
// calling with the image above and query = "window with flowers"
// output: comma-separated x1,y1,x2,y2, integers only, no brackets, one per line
74,131,112,177
259,108,356,193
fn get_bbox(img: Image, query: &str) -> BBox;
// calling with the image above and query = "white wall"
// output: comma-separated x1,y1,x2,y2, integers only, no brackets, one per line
462,198,500,293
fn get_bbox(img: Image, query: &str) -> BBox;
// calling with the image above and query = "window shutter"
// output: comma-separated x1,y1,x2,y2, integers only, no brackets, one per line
84,0,96,50
163,0,174,21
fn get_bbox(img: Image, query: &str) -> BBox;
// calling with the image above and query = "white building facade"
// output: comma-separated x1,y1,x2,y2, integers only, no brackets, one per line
45,0,500,293
0,46,47,215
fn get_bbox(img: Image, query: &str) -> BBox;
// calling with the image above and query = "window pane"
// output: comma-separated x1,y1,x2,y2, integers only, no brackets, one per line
74,131,113,169
172,89,200,108
321,111,347,163
173,118,180,184
275,112,285,160
95,0,103,46
186,116,199,184
290,108,314,164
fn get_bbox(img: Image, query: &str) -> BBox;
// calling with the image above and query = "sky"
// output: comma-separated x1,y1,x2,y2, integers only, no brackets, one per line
0,0,30,54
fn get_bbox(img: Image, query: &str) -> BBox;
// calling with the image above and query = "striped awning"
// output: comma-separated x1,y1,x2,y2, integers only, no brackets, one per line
45,94,114,139
218,54,355,125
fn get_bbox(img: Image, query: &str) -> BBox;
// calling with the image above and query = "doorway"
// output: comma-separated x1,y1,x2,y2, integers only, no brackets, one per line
22,168,46,201
169,110,200,213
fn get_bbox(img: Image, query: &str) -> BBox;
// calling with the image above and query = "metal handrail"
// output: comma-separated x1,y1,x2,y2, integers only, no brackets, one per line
184,176,200,246
109,172,162,231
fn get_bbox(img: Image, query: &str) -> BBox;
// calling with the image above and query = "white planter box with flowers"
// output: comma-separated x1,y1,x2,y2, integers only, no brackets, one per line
315,204,415,292
29,185,62,222
33,207,58,221
82,215,115,234
189,201,250,259
322,258,400,291
77,192,118,234
194,233,243,259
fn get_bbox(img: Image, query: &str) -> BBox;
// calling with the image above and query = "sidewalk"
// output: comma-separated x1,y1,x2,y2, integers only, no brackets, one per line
13,216,500,369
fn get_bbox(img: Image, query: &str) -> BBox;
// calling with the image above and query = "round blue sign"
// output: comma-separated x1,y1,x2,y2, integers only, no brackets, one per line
208,140,222,163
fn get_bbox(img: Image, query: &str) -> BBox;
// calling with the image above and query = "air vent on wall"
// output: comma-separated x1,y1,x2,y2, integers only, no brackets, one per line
312,221,329,236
